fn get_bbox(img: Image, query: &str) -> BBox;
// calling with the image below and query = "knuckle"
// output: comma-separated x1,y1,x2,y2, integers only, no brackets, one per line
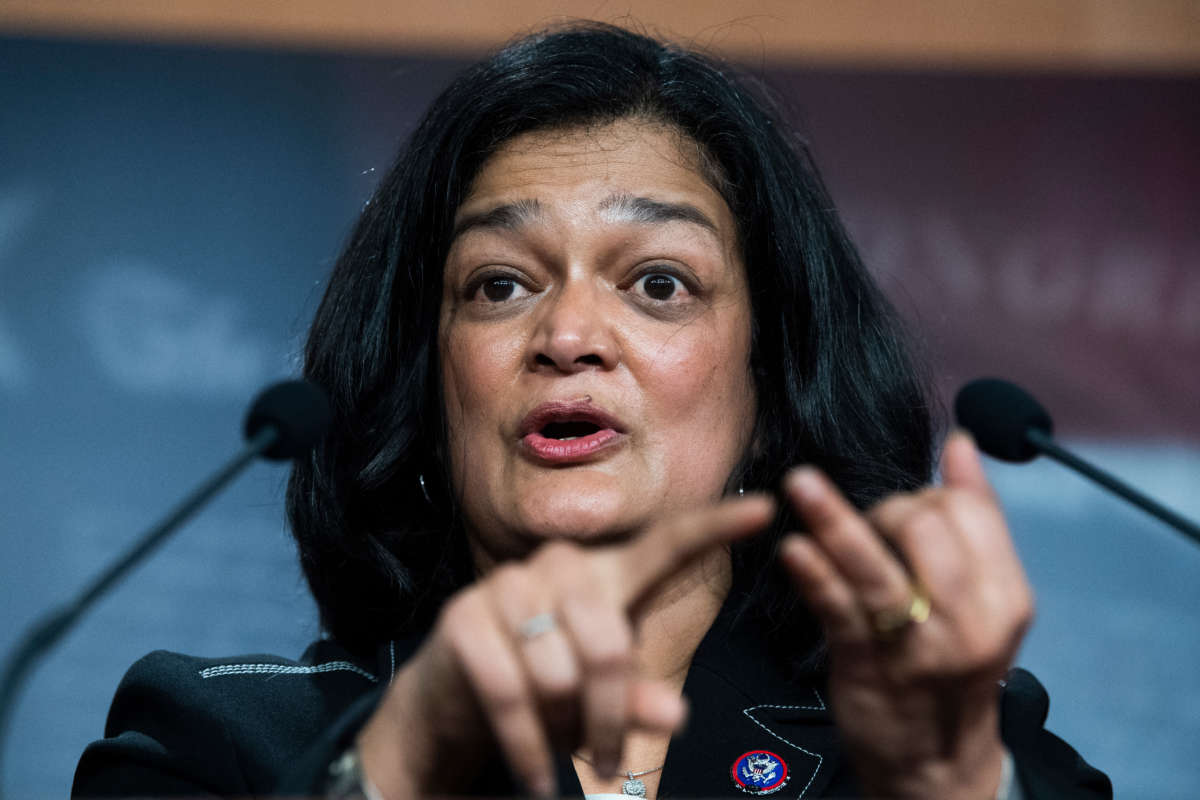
486,682,530,715
938,561,973,598
489,564,527,594
440,587,484,631
580,632,633,674
886,521,919,554
819,521,867,562
898,505,945,538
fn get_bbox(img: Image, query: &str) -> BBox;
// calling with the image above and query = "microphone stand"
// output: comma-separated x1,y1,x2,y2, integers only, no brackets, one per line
0,424,279,800
1026,428,1200,547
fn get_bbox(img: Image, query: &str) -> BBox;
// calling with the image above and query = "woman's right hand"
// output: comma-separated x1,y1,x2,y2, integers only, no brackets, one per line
355,494,774,799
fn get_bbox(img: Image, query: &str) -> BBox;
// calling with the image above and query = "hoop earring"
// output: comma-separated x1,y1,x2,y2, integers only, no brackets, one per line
418,473,433,505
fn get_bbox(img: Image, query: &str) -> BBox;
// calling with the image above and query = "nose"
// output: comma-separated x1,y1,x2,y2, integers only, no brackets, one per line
527,280,619,373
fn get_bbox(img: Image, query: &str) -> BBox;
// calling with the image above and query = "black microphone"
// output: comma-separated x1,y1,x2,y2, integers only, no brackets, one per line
955,377,1200,548
245,379,333,460
0,380,330,799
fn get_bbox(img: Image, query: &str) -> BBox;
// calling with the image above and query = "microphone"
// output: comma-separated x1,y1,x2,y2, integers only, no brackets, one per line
0,380,330,799
955,377,1200,547
245,378,334,460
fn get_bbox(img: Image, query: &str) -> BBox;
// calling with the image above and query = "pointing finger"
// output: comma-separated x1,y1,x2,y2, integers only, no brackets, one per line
615,494,774,610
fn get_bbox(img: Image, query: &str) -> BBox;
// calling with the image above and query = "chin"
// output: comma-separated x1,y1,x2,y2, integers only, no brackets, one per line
516,487,642,545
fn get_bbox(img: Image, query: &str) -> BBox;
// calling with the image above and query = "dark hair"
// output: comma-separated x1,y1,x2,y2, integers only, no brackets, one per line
287,23,934,658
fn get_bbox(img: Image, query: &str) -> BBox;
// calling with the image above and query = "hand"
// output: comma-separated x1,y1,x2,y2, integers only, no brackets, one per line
780,431,1033,799
356,494,774,799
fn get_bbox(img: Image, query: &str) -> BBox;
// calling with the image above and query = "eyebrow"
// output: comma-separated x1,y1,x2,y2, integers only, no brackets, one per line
451,193,720,243
598,192,719,234
451,198,545,240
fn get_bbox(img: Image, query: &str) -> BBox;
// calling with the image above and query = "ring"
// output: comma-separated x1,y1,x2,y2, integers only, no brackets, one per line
516,611,557,640
868,584,931,641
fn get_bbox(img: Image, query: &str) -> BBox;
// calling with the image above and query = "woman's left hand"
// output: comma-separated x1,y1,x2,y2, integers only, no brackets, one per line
780,431,1033,799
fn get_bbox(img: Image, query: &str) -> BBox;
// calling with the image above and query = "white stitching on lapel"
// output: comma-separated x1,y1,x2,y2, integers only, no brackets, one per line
198,661,378,682
741,687,826,798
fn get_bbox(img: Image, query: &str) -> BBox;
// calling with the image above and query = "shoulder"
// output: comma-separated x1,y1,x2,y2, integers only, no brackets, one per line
1000,668,1113,799
73,642,383,797
115,645,380,708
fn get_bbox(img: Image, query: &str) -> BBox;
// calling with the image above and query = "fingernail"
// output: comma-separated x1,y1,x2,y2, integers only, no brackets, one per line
786,467,821,501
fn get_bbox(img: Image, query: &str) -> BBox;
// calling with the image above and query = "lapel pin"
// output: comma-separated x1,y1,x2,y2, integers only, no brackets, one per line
730,749,789,795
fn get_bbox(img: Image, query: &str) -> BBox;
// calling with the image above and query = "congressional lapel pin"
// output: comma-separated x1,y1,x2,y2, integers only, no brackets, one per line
730,749,789,795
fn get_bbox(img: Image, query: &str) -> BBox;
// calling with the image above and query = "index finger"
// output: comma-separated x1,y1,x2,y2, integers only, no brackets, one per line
614,494,774,610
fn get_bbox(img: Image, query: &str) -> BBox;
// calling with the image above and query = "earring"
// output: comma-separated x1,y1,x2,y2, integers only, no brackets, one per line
738,485,745,497
418,473,433,505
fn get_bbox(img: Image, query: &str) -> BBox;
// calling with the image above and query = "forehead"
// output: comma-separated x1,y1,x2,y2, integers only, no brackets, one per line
456,120,731,226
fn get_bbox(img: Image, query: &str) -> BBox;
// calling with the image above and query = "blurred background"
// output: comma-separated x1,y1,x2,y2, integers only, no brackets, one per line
1,1,1197,796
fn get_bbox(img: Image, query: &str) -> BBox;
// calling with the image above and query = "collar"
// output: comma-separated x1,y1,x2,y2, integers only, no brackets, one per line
555,594,849,799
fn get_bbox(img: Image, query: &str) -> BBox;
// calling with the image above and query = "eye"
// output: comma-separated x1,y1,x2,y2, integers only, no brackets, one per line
634,272,686,301
469,275,531,303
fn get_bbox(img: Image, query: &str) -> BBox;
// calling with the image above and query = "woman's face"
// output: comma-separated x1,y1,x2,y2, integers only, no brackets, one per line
439,119,756,563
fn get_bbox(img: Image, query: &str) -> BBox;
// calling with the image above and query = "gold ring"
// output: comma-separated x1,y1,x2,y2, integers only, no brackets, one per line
869,585,931,641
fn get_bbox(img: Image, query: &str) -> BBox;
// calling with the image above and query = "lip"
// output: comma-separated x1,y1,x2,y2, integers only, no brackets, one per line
518,400,628,465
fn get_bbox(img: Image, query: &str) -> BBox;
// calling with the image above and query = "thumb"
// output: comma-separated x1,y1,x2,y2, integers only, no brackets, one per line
940,429,996,499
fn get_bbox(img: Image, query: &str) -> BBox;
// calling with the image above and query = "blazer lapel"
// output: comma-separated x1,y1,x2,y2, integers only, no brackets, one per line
656,605,845,799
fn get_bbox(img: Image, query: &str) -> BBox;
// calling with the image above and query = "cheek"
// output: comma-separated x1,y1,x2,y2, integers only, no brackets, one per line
440,327,518,510
441,325,520,437
632,316,754,458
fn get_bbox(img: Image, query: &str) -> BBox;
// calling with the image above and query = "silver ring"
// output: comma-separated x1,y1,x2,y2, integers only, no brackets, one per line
516,611,557,640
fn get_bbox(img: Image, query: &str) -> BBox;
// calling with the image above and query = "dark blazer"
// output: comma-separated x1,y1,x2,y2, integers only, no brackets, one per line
74,603,1111,798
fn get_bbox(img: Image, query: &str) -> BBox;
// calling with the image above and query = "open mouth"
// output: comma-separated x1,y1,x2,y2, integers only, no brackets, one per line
519,400,626,463
539,420,603,440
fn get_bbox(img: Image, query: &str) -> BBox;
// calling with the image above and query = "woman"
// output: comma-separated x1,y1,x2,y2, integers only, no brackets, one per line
74,24,1109,799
